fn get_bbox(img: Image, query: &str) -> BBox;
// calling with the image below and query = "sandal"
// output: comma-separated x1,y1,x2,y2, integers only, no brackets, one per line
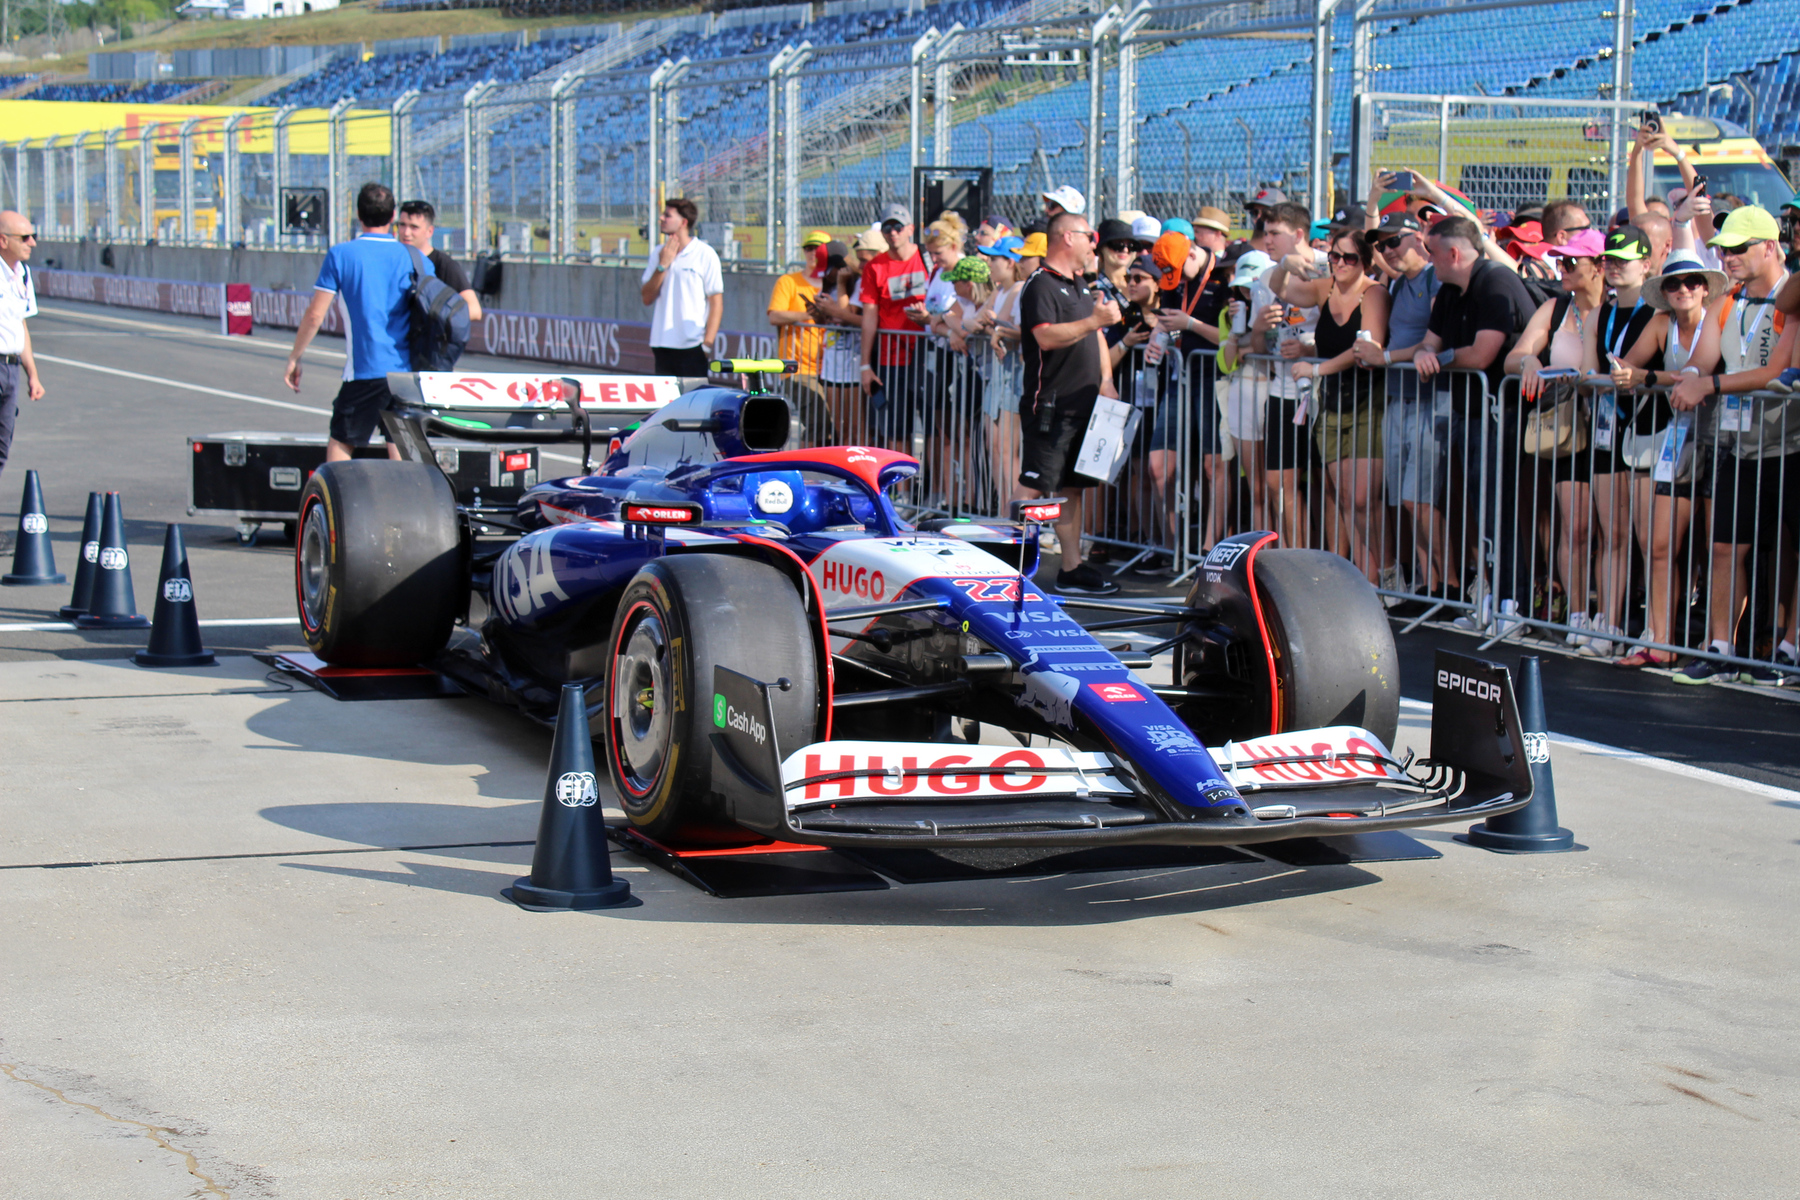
1614,648,1678,669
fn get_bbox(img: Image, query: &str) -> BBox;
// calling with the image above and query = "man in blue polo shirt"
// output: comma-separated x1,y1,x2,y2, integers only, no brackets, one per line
284,182,432,462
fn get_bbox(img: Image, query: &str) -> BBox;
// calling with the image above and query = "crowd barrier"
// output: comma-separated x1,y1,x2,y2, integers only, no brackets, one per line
770,322,1798,680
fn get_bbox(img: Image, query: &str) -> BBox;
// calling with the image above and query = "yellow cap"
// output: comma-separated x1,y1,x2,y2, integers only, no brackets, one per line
801,229,831,249
1020,232,1049,258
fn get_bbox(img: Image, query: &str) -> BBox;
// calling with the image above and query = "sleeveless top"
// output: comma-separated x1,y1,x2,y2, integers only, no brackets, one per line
1314,282,1382,412
1716,274,1797,460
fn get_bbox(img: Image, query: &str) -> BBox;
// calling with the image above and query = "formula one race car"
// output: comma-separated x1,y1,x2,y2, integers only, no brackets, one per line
293,362,1534,849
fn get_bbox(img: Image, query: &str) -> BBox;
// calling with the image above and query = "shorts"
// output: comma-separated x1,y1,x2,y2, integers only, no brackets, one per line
1150,355,1222,455
1384,392,1450,505
1264,394,1312,471
1316,396,1385,465
329,378,395,447
653,345,712,376
1711,451,1800,546
1019,394,1098,492
1224,370,1268,443
983,355,1022,418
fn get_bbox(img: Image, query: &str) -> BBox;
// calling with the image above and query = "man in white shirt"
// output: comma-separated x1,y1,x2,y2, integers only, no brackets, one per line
0,210,45,500
639,197,724,376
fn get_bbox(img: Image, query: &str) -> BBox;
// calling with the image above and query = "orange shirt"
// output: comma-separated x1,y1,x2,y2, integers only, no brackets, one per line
768,271,823,376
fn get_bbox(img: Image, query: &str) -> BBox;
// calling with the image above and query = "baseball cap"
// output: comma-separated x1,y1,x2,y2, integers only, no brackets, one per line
1194,206,1231,235
1116,209,1147,226
1130,214,1163,242
1330,202,1367,230
1374,212,1423,238
1229,249,1274,289
1780,197,1800,214
1247,187,1287,209
853,225,888,253
1603,224,1651,261
822,239,850,267
1161,217,1195,239
1019,231,1048,258
879,202,913,227
944,255,990,284
1308,219,1332,242
1043,185,1087,215
1608,207,1632,233
1126,253,1159,279
977,235,1022,260
1096,218,1136,247
801,229,831,249
979,215,1013,233
1708,204,1780,247
1547,228,1607,258
1151,231,1192,290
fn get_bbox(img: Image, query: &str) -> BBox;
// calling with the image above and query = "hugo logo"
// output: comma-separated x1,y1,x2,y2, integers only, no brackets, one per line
21,513,46,535
99,548,128,570
162,578,193,603
820,560,885,600
554,771,599,807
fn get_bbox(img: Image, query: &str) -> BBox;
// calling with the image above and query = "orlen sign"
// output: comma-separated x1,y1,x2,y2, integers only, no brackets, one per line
819,560,885,601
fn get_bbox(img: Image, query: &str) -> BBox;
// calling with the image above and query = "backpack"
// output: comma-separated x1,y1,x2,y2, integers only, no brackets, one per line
1519,273,1562,312
404,244,470,371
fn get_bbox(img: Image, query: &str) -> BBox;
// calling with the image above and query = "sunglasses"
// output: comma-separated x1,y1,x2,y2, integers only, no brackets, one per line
1556,256,1599,271
1104,241,1139,254
1562,222,1593,233
1373,235,1407,251
1661,274,1710,292
1325,250,1362,265
2,231,36,241
1718,239,1769,257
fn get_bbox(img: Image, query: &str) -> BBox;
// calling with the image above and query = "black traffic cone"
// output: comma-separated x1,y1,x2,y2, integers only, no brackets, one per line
2,469,65,586
74,492,149,630
505,682,636,910
1464,655,1577,853
134,524,215,668
59,492,103,620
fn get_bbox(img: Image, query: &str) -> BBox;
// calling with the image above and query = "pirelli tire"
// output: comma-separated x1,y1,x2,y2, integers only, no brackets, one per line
1253,548,1400,747
295,460,463,667
604,554,819,842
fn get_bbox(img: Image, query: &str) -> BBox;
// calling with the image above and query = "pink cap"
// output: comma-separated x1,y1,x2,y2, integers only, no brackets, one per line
1547,228,1606,258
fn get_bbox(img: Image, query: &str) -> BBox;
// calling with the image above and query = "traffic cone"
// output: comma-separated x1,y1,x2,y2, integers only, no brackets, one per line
134,524,215,668
1463,655,1577,853
2,470,65,586
73,493,149,630
505,682,636,910
59,492,103,620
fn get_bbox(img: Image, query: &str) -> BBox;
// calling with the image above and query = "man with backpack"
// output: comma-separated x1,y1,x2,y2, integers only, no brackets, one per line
284,182,439,462
396,199,483,323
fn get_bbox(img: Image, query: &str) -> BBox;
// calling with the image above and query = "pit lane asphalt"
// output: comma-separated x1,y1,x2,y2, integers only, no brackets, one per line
1,301,1795,1196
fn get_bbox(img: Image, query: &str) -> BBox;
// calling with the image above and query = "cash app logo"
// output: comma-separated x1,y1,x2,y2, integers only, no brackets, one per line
713,694,727,727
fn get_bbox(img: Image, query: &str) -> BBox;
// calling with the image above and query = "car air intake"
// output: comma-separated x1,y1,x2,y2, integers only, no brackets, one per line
739,396,792,452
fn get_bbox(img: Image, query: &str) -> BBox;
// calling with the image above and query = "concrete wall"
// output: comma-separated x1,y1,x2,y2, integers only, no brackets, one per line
37,241,788,337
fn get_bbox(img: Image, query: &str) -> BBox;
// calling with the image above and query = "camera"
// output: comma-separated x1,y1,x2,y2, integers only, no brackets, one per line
1641,110,1662,134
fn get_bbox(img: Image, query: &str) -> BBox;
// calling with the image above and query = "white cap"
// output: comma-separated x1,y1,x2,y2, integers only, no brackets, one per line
1043,185,1087,216
1130,214,1162,242
1228,250,1275,289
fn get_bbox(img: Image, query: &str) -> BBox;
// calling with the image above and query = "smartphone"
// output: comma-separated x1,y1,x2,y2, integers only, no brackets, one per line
1388,170,1415,192
1535,367,1578,380
1692,175,1708,196
1641,110,1662,134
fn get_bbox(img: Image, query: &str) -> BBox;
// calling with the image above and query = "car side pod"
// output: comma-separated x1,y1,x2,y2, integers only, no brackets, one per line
58,492,103,620
74,493,149,630
2,469,65,586
505,683,637,911
134,524,215,668
1461,656,1578,853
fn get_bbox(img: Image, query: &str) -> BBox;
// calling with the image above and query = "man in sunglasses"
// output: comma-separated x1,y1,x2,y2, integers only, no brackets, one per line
0,211,45,502
1669,205,1800,684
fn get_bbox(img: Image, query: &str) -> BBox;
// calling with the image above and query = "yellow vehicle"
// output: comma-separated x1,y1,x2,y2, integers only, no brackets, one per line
1371,111,1794,215
150,141,220,239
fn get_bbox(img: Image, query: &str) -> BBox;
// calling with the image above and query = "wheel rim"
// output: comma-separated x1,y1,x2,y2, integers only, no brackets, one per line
613,609,672,796
297,501,329,632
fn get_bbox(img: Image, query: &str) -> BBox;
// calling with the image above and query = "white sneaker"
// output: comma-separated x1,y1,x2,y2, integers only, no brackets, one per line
1494,598,1526,639
1580,620,1626,658
1379,566,1403,594
1565,612,1593,648
1453,594,1493,632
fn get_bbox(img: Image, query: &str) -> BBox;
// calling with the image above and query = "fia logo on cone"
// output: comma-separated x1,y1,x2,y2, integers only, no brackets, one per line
162,577,193,603
554,771,598,807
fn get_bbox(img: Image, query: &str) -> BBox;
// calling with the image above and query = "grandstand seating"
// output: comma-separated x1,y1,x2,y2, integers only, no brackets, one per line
29,80,197,103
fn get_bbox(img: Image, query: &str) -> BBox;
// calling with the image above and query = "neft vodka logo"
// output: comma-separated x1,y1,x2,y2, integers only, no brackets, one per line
555,771,599,807
1436,669,1502,702
162,578,193,603
1205,542,1251,569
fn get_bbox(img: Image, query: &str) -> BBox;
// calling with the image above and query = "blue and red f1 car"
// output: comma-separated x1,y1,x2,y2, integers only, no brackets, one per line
293,362,1533,848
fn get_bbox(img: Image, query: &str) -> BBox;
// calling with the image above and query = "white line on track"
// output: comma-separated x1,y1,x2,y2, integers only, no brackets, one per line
1398,695,1799,801
35,304,348,358
32,354,332,416
0,617,297,632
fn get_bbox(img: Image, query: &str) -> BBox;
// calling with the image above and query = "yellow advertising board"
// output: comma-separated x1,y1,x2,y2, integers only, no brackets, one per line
0,100,392,155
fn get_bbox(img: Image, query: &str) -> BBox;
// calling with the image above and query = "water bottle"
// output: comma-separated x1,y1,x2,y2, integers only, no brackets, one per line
1135,330,1169,408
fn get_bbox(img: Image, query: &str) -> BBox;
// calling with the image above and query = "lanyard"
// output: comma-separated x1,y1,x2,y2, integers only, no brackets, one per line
1604,298,1642,359
1734,272,1787,363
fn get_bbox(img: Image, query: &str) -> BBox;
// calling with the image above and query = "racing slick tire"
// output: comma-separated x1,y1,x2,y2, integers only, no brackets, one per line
295,460,463,667
1252,549,1400,747
604,554,819,842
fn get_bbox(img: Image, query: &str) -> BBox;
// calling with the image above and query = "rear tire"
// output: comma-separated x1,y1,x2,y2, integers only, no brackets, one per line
1254,549,1399,746
604,554,818,842
295,460,462,667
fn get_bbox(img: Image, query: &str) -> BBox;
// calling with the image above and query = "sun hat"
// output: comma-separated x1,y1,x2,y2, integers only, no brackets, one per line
976,235,1023,260
1151,231,1193,289
1644,252,1729,313
1708,205,1780,248
1194,206,1232,235
854,225,888,253
1229,249,1274,289
1019,231,1048,258
944,255,990,284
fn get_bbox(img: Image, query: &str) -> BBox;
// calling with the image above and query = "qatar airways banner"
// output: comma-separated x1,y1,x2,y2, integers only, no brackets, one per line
33,268,777,373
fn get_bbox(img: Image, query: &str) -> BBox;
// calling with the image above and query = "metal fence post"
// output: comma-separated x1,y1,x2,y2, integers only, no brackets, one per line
909,29,940,174
1087,6,1120,212
781,43,811,269
1309,0,1342,215
41,138,56,237
646,58,688,247
1115,1,1151,212
327,98,353,239
138,130,154,242
13,142,27,230
72,130,89,239
103,127,119,240
1348,0,1378,190
222,114,247,246
392,89,420,217
272,106,294,245
933,24,965,167
179,117,198,245
766,45,795,271
549,73,578,259
1610,0,1636,210
1436,96,1451,185
461,80,497,253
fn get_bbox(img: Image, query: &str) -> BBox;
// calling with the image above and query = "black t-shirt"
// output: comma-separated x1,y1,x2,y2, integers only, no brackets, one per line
1426,256,1537,397
428,248,471,295
1021,266,1101,412
1161,249,1229,355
